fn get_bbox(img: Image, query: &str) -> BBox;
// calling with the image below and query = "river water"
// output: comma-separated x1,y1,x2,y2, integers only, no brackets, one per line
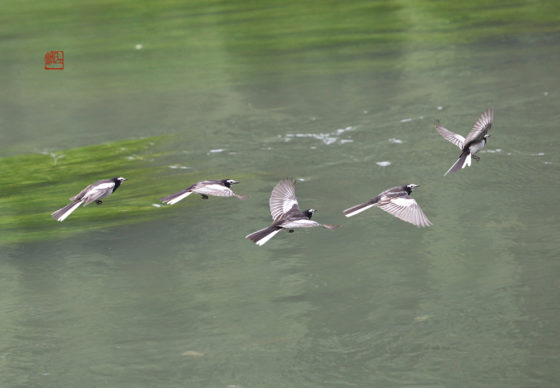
1,1,559,387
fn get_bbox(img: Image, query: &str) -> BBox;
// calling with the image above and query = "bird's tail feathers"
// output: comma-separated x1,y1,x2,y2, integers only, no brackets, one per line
463,153,472,168
51,200,83,222
343,202,376,217
236,194,250,200
444,151,469,176
246,226,282,246
321,224,340,230
160,190,193,205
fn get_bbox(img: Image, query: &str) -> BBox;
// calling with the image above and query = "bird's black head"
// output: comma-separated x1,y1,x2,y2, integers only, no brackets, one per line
404,183,420,195
303,209,316,219
112,177,127,191
222,179,239,188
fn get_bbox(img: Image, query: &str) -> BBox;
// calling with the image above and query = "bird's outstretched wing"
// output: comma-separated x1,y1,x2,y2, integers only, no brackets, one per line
377,195,432,228
464,108,493,145
269,178,299,221
436,125,465,149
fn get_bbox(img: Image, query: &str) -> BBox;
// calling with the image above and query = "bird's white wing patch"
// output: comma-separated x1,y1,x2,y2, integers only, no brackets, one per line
281,219,320,229
391,197,416,207
88,182,114,193
378,196,432,227
83,182,115,205
194,184,235,197
436,125,465,149
269,178,299,221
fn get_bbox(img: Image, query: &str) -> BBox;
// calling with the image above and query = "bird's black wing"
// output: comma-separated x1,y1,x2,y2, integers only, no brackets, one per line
436,125,465,149
464,108,493,146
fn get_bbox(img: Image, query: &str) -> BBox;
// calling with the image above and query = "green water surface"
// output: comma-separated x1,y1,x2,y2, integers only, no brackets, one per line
1,1,560,387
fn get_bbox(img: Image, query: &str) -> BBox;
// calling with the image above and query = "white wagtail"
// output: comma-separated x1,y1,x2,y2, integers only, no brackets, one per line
246,178,339,246
51,177,127,222
343,184,432,227
160,179,249,205
436,108,494,176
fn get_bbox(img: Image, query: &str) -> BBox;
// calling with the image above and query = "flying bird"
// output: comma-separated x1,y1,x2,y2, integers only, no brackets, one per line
343,184,431,227
51,177,127,222
246,178,339,246
160,179,249,205
436,108,494,175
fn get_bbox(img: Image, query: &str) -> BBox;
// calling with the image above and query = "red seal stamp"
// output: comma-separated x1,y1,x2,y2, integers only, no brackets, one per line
44,51,64,70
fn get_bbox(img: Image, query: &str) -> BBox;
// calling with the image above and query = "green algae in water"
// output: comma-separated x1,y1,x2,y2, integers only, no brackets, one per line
0,136,186,246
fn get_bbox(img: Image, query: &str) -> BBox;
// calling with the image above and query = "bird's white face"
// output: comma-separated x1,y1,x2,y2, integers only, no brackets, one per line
117,177,127,182
308,209,316,214
406,184,420,190
226,179,239,185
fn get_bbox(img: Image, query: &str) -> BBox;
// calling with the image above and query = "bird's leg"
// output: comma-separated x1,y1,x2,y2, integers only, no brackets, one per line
473,155,480,161
288,229,294,233
95,200,103,205
200,195,209,200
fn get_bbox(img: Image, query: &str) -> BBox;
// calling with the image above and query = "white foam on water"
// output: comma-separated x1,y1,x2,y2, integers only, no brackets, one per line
280,125,354,145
